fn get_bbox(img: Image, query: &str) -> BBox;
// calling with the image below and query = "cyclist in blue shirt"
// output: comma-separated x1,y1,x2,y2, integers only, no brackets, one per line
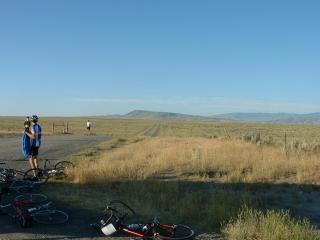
25,115,42,178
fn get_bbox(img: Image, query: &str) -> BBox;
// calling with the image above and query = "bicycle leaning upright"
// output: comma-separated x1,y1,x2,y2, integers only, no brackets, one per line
23,159,75,184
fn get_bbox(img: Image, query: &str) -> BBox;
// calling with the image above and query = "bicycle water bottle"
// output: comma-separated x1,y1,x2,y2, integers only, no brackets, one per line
128,224,141,231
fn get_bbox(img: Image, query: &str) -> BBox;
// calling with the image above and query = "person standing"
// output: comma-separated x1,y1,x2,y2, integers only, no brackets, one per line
25,115,42,178
22,116,32,159
24,116,31,132
86,120,91,135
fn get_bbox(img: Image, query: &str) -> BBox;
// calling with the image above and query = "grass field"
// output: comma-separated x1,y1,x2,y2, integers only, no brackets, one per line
3,116,320,144
45,135,320,237
72,137,320,184
158,121,320,150
0,116,155,137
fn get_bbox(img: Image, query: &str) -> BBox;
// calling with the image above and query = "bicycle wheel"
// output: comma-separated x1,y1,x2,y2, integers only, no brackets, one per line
33,210,69,224
15,193,48,205
108,200,136,223
23,168,49,184
54,161,75,179
156,224,194,240
10,180,35,193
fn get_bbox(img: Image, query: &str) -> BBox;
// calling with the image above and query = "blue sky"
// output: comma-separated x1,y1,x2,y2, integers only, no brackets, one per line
1,0,320,116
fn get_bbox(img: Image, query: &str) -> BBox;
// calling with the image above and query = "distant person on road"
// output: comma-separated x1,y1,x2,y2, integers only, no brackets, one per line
86,120,91,135
25,115,42,178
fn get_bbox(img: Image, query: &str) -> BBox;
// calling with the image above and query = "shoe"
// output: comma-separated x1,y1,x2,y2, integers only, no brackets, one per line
31,177,39,182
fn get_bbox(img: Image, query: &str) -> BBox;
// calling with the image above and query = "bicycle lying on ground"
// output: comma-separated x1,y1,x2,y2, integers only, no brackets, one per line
1,179,41,194
23,159,75,184
91,200,194,240
1,167,42,193
0,167,26,183
0,193,68,227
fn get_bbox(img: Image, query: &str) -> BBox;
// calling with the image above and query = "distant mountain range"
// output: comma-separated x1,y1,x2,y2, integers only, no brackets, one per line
213,112,320,124
123,110,216,121
107,110,320,124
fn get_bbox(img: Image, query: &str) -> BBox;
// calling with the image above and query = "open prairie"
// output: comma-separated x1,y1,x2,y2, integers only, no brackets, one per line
1,117,320,239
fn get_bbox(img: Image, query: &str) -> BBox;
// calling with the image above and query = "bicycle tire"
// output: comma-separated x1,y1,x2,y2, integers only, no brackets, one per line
20,215,33,228
54,161,75,179
156,224,194,240
33,210,69,224
108,200,136,222
23,168,49,184
15,194,48,205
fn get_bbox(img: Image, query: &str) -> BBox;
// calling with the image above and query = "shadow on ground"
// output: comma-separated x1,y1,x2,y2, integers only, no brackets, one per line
1,180,320,239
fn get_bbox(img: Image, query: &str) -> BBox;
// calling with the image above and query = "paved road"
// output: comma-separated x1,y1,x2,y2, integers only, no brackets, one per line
144,124,160,137
0,134,109,171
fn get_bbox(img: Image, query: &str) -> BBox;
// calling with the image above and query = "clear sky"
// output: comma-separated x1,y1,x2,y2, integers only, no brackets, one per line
1,0,320,116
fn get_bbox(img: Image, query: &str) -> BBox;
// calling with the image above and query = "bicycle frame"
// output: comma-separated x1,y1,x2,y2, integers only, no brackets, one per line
0,194,51,225
0,168,25,181
116,221,176,238
41,159,73,178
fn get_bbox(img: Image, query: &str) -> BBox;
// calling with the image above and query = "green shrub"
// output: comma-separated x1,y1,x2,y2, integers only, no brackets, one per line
223,207,320,240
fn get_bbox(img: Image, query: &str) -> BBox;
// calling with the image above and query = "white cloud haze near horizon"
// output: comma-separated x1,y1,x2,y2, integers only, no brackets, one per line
2,96,320,116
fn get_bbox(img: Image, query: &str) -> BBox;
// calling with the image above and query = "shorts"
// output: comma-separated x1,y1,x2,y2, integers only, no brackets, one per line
87,127,91,130
30,146,39,157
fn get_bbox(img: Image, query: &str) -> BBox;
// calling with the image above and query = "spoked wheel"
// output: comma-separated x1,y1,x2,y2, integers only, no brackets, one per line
107,200,136,223
156,224,194,240
54,161,75,179
23,168,49,184
10,180,38,193
33,210,69,224
15,193,48,204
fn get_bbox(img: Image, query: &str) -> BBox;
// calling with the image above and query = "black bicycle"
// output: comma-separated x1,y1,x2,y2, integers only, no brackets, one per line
23,159,75,184
91,200,194,240
0,167,26,183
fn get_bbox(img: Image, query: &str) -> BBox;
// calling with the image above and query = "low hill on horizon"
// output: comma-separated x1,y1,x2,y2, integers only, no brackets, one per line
121,110,215,121
108,110,320,124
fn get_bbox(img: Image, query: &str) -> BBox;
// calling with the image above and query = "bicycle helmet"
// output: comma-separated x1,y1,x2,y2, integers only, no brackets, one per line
31,115,39,122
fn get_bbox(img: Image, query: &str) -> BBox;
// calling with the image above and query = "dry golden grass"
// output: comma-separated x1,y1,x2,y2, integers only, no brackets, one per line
0,117,155,137
223,207,320,240
72,137,320,184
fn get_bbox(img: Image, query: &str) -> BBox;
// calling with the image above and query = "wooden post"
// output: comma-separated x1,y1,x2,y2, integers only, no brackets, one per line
284,132,287,149
52,123,55,134
66,122,69,134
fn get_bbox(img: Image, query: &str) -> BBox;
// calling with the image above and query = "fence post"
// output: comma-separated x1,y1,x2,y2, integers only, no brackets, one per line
52,123,55,134
284,132,287,149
